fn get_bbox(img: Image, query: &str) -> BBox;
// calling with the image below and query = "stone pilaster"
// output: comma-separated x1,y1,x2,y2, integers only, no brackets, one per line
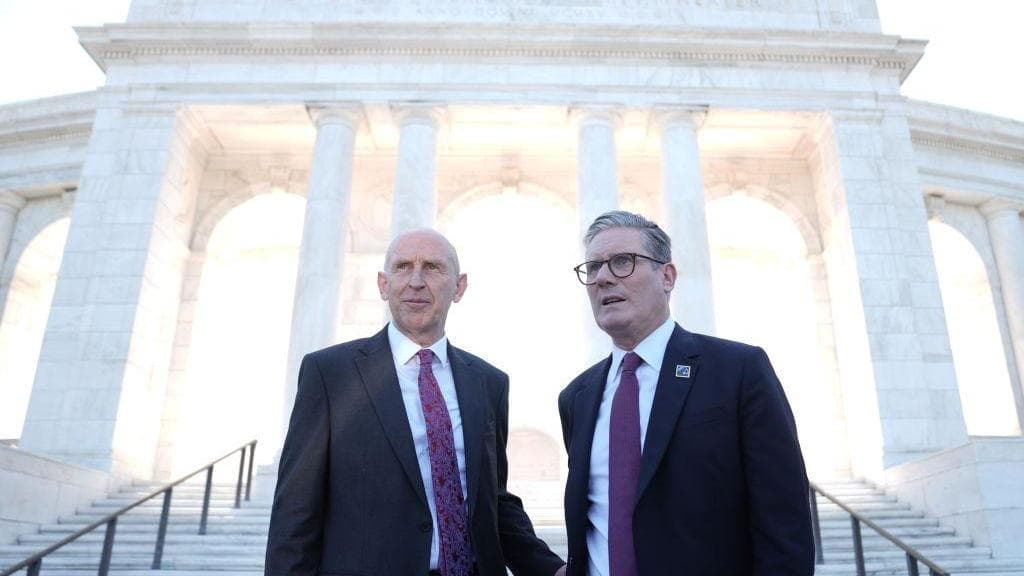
0,190,26,277
282,105,361,436
391,104,444,236
809,109,967,480
653,107,716,335
981,198,1024,423
19,105,209,480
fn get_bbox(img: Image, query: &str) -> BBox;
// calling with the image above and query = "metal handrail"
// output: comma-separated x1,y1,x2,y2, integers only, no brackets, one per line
1,439,257,576
809,481,950,576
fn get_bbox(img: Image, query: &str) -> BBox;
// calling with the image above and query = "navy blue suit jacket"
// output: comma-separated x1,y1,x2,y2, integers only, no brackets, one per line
558,324,814,575
266,327,563,576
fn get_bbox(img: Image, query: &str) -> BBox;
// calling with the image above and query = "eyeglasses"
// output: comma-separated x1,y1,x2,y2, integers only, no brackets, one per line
573,252,667,285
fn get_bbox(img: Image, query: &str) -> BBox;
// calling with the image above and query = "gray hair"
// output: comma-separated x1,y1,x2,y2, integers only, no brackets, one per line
583,210,672,263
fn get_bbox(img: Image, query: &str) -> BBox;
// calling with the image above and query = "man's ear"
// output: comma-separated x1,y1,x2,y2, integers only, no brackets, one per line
377,271,388,300
452,273,468,303
663,262,677,293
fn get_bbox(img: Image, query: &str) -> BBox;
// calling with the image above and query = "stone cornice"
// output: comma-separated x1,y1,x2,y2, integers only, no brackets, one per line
908,100,1024,166
77,23,925,82
0,91,97,150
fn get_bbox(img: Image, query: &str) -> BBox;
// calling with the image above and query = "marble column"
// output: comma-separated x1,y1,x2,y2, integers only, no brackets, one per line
573,107,622,362
654,107,716,335
391,104,444,236
0,190,25,275
283,106,361,430
981,198,1024,408
574,106,621,235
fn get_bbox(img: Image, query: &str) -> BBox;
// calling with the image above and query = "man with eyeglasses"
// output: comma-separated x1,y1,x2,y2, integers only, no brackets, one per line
266,229,566,576
559,210,813,576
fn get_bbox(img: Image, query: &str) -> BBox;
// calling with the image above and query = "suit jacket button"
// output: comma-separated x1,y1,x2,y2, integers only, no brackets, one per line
419,520,431,533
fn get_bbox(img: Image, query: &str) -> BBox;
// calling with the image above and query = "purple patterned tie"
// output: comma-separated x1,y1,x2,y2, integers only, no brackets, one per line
609,352,643,576
417,349,472,576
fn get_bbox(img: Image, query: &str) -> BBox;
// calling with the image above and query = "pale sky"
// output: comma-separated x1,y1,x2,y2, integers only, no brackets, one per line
0,0,1021,122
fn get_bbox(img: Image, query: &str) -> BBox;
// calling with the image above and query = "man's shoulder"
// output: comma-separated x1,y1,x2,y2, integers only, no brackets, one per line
679,328,764,362
305,330,387,364
560,357,608,399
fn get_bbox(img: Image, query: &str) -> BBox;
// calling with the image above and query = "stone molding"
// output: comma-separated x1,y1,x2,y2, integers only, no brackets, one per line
390,103,446,130
924,194,946,221
911,132,1024,165
569,105,623,131
0,190,26,213
908,100,1024,166
650,105,709,132
980,197,1024,219
76,23,925,81
306,104,364,129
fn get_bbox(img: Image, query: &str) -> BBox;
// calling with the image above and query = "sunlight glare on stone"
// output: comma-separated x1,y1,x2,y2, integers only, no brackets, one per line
708,194,848,478
0,218,69,439
442,187,583,482
174,192,304,473
929,221,1020,436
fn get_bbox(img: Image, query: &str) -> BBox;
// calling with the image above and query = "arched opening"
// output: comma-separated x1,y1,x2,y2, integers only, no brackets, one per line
440,184,583,486
928,220,1020,436
171,192,305,473
0,217,69,440
707,194,848,477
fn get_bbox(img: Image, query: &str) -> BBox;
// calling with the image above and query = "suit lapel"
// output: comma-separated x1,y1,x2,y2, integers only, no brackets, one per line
565,358,612,526
636,325,701,501
448,345,485,518
355,328,429,509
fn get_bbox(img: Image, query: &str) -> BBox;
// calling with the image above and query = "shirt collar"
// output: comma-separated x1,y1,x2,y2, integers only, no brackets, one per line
609,317,675,375
387,322,449,367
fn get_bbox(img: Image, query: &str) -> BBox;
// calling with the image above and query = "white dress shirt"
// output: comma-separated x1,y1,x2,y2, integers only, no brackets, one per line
586,317,676,576
387,323,468,570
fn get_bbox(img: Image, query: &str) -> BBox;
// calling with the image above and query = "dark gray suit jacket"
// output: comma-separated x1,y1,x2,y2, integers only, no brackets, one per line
559,324,814,575
265,326,563,576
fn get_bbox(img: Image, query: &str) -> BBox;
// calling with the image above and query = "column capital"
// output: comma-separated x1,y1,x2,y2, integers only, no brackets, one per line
306,104,364,129
980,197,1024,220
569,104,623,130
924,194,946,221
650,105,709,131
0,190,26,213
390,102,446,129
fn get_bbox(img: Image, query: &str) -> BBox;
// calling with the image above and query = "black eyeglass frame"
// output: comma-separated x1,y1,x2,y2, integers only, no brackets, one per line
573,252,668,285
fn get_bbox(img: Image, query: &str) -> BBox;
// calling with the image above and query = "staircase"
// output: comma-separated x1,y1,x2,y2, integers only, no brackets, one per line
2,475,1023,575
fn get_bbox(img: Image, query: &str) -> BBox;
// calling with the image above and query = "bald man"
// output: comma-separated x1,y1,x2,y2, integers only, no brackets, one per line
266,229,565,576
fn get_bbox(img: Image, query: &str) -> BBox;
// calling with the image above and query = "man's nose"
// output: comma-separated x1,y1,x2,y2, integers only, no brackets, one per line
594,261,617,286
409,265,427,286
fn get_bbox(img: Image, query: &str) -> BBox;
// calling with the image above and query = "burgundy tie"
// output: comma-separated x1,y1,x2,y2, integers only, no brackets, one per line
609,351,643,576
416,349,472,576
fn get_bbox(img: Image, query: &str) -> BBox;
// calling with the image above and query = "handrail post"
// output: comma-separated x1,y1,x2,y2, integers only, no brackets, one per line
906,552,920,576
245,441,256,501
235,446,246,509
98,517,117,576
152,488,173,569
851,516,866,576
199,466,213,535
809,485,823,564
26,560,41,576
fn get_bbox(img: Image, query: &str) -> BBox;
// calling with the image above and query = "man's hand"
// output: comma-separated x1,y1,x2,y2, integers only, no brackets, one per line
554,565,567,576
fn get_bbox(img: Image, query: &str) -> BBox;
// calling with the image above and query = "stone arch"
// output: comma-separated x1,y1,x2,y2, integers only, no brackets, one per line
928,219,1020,436
190,182,304,253
507,427,561,482
438,179,576,228
706,191,849,477
0,216,70,439
0,196,70,290
161,191,306,475
706,182,823,255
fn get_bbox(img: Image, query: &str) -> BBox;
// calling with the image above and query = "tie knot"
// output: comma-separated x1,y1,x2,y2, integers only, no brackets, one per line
417,349,434,365
621,352,643,373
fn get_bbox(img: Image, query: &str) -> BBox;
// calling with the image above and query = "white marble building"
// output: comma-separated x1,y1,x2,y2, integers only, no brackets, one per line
0,0,1023,558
